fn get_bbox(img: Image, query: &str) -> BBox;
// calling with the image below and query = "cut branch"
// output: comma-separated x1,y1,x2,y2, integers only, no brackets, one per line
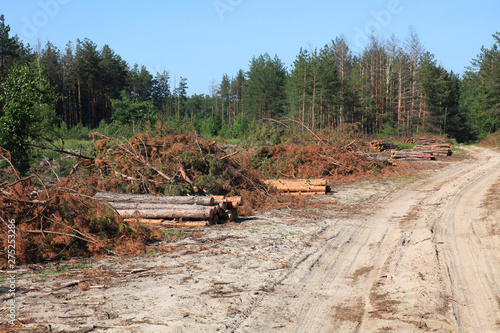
21,142,94,160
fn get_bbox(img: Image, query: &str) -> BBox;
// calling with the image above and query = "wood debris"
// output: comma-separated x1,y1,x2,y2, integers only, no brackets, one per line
264,179,330,196
370,140,401,152
390,143,452,161
95,192,241,226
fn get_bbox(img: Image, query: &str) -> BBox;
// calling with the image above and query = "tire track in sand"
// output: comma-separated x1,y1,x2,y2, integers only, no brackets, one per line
233,147,500,333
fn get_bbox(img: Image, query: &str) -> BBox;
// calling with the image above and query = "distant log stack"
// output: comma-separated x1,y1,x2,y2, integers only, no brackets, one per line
390,143,452,161
412,144,452,156
370,140,401,152
264,179,330,196
94,192,240,227
400,137,416,144
414,137,446,145
390,151,436,161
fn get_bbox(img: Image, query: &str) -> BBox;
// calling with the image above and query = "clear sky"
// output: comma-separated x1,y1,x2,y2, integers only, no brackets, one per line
2,0,499,95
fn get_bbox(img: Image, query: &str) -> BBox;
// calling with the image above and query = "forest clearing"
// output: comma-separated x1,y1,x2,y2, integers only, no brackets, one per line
0,141,499,332
0,10,499,332
0,125,499,332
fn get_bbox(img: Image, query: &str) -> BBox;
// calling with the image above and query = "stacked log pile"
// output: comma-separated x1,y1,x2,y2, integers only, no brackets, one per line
400,137,416,144
390,151,436,161
370,140,401,152
390,143,452,161
264,179,330,196
412,144,452,156
95,192,241,227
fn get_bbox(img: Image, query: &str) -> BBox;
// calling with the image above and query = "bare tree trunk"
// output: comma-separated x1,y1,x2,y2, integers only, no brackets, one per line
311,72,316,130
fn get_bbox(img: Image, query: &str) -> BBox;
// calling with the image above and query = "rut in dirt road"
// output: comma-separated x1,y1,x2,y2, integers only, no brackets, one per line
231,147,500,333
434,147,500,332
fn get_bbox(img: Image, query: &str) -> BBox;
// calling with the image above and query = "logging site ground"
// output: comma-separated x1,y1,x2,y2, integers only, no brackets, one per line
1,140,500,333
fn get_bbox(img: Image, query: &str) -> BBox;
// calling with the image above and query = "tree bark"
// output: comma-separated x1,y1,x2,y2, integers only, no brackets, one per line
95,192,214,206
124,219,209,228
264,179,327,187
117,206,215,220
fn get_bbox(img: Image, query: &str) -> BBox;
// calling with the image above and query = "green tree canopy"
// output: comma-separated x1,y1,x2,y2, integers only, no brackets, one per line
243,53,287,120
111,91,156,125
0,63,55,173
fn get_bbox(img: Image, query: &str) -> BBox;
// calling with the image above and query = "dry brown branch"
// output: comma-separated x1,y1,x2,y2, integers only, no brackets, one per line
1,155,20,180
0,175,35,189
26,230,99,245
176,160,193,184
114,170,142,182
120,143,174,182
262,117,300,139
67,161,81,177
284,118,325,144
221,151,239,160
21,142,94,160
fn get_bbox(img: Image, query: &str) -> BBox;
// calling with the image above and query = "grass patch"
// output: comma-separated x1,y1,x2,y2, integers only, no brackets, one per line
392,141,416,150
163,229,188,240
452,145,468,158
387,176,417,189
225,138,242,145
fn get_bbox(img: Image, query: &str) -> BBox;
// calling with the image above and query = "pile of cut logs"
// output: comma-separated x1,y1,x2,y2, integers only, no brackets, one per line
370,140,401,152
412,144,452,156
95,192,241,227
390,150,436,161
390,143,452,161
400,137,416,144
264,179,330,196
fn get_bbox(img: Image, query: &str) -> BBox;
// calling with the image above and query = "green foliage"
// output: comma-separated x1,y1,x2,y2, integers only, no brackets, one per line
0,14,498,145
244,122,283,145
200,114,222,137
95,119,135,138
67,123,91,140
243,53,288,120
459,32,500,141
377,123,400,138
0,63,55,173
231,113,249,138
111,91,157,125
392,142,416,150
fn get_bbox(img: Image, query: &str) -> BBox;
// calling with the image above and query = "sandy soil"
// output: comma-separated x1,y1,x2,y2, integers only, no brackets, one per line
2,146,500,332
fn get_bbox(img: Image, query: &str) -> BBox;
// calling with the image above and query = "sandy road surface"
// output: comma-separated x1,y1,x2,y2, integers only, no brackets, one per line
236,146,500,333
3,146,500,332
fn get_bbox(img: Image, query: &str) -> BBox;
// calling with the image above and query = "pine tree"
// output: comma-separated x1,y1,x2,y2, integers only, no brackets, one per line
151,70,171,116
243,53,287,120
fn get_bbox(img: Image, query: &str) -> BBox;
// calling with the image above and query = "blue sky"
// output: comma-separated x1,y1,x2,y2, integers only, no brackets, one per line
2,0,499,95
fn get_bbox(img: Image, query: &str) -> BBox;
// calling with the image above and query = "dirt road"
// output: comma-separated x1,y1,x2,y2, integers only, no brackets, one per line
5,146,500,332
235,146,500,333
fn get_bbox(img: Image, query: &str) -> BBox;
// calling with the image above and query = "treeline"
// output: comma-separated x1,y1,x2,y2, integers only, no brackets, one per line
0,14,499,143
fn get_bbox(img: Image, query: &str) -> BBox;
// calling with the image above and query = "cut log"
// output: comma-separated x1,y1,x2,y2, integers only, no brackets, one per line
106,202,211,210
116,206,215,220
210,195,243,210
97,193,240,226
224,196,243,208
411,145,452,156
370,141,401,152
282,191,327,196
264,179,329,196
220,208,238,221
390,151,436,160
272,185,327,193
264,179,327,187
414,143,450,148
95,192,214,206
124,218,208,228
